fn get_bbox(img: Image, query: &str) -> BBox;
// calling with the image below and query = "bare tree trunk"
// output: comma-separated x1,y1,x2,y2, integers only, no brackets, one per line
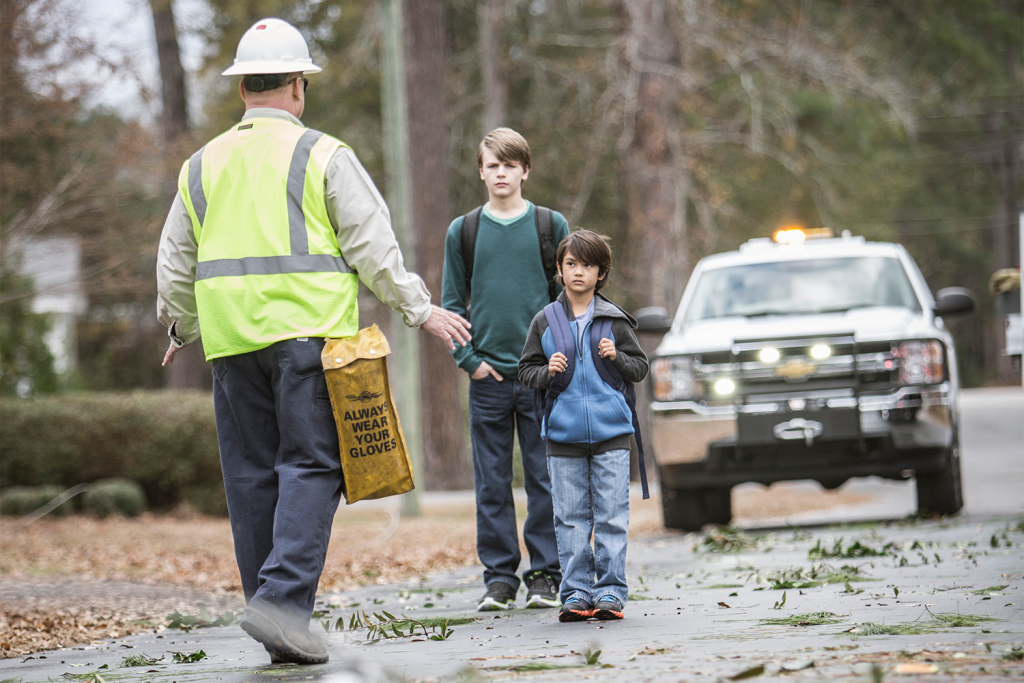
149,0,210,390
617,0,687,313
478,0,507,135
988,48,1023,384
405,1,472,489
970,44,1023,385
150,0,188,140
615,0,687,485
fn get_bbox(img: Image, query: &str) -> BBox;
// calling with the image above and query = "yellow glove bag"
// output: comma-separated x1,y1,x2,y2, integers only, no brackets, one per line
321,325,414,503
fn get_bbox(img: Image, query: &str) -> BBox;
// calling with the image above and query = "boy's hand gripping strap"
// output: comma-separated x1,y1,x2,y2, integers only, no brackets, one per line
591,318,650,500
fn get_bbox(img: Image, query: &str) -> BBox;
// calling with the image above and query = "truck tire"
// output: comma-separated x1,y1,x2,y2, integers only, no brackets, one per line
915,442,963,515
661,487,733,531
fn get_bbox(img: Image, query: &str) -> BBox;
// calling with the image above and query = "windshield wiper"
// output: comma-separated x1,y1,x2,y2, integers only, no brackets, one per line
743,310,799,318
742,304,875,318
810,304,879,315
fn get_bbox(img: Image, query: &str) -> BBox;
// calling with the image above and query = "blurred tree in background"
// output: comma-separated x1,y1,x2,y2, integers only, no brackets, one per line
1,0,169,392
444,0,1021,383
1,0,1019,484
866,0,1022,386
0,270,57,396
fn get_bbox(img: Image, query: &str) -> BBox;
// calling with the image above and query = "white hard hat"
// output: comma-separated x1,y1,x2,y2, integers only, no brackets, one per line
222,18,322,76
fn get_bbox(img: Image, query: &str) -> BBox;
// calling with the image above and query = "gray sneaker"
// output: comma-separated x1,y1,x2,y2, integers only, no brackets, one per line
477,581,517,611
524,571,560,608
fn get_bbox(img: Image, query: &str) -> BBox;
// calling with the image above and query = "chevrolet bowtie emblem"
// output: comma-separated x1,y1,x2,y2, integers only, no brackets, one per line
774,418,824,446
775,358,817,380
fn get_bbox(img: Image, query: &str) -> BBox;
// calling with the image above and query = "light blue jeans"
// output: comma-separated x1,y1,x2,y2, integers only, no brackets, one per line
547,448,630,604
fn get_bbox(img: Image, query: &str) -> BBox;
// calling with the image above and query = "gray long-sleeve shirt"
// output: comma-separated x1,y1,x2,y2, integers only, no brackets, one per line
156,107,431,347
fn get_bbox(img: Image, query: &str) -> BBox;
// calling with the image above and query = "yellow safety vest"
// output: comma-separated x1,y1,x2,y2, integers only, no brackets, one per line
178,117,359,360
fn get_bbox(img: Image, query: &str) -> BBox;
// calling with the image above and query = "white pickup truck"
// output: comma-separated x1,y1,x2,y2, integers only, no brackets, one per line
637,228,976,530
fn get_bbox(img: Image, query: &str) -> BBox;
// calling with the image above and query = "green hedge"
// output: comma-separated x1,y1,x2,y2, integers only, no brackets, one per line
0,485,74,516
83,478,148,518
0,391,226,515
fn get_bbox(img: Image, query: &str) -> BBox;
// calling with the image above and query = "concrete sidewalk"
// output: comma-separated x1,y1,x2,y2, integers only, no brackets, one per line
4,387,1020,681
4,512,1022,682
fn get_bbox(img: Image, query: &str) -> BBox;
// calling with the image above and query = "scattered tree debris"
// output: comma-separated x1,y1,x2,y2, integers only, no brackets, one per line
695,527,765,554
728,663,765,679
322,610,477,642
165,606,235,632
170,649,207,663
747,562,874,589
761,611,843,626
850,609,998,635
118,653,163,667
929,612,997,628
808,538,897,559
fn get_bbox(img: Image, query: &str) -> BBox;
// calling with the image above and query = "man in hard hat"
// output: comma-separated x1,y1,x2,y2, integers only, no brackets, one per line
156,18,471,665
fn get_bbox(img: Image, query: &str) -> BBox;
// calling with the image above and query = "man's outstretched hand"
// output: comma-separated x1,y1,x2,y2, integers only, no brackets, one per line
420,305,472,351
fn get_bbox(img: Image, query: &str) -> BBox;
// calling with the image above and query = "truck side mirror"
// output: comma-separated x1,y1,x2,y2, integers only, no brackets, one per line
635,306,672,334
933,287,975,317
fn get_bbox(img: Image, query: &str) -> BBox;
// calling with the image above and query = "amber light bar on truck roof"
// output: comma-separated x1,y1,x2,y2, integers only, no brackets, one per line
772,226,834,243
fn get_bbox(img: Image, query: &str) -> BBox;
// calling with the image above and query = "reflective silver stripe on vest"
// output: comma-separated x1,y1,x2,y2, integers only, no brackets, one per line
195,254,353,281
287,129,324,256
188,146,207,227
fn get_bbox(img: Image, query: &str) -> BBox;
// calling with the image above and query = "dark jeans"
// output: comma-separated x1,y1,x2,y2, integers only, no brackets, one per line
469,375,560,589
212,338,342,630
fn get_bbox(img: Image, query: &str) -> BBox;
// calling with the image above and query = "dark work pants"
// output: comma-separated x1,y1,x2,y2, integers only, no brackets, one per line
469,375,560,589
212,338,342,631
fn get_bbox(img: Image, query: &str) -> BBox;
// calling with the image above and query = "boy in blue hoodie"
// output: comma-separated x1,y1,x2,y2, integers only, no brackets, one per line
518,230,649,622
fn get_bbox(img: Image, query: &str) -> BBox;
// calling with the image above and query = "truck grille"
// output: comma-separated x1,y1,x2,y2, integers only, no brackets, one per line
693,334,898,397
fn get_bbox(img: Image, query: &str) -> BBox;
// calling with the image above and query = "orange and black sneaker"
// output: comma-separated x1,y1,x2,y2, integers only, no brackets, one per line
557,597,594,622
593,596,624,620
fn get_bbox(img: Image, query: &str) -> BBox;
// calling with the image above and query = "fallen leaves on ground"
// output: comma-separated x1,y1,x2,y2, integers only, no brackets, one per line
2,604,191,661
0,505,478,658
0,484,869,658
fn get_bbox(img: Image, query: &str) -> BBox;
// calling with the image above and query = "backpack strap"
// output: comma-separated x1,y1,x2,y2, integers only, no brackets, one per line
532,301,576,431
460,206,483,299
590,318,622,389
590,318,650,500
534,206,558,302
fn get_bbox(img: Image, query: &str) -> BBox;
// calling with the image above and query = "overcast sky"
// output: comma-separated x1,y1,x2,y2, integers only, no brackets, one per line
81,0,208,122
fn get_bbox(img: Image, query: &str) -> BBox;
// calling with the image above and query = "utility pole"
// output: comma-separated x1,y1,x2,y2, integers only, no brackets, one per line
381,0,421,516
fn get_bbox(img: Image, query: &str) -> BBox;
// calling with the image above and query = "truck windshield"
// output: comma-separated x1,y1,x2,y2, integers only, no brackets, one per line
685,256,921,321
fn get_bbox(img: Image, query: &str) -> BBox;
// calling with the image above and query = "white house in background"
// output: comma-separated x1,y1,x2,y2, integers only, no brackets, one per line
18,237,88,375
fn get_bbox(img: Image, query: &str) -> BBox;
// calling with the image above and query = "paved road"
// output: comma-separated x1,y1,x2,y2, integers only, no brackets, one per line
730,387,1024,528
3,388,1022,683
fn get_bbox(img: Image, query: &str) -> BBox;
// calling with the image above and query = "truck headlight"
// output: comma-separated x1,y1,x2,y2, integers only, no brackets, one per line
652,356,695,401
713,378,736,395
810,344,831,359
895,340,945,385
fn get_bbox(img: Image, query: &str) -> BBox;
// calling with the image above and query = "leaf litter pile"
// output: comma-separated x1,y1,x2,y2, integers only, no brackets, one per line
0,506,477,658
0,483,870,658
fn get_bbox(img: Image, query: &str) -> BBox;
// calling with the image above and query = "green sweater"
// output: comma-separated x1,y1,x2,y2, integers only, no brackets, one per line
441,202,569,378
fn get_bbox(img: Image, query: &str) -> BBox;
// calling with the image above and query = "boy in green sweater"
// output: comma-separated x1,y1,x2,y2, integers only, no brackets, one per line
441,128,569,611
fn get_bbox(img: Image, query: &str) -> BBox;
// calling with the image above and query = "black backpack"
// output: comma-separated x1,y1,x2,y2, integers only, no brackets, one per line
460,205,558,302
531,300,650,500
